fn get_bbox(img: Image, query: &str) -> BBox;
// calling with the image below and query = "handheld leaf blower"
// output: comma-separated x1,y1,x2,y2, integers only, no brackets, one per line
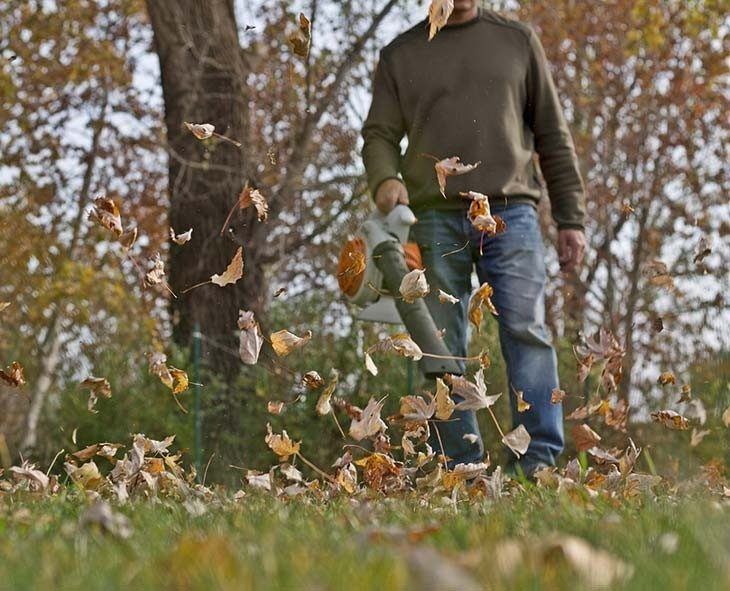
337,205,461,376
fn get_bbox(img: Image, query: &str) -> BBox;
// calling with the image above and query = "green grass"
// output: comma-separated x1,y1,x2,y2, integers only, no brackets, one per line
1,488,728,590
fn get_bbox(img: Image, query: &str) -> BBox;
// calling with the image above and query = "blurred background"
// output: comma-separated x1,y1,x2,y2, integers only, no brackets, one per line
1,0,728,484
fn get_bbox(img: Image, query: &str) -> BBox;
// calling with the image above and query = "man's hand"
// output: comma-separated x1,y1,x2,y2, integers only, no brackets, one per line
375,178,409,214
558,228,586,272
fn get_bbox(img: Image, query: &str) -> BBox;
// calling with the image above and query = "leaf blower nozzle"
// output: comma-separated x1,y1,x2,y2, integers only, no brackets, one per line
372,240,462,376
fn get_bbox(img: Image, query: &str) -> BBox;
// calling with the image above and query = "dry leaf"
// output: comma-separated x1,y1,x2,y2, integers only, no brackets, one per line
118,227,137,250
265,423,301,460
169,227,193,245
677,384,692,403
468,282,498,333
88,196,123,237
315,370,338,416
0,302,10,312
690,428,710,447
651,410,689,430
146,351,173,389
65,460,103,490
400,394,435,423
349,397,386,441
693,236,712,264
211,247,244,287
502,424,531,457
184,122,215,140
657,371,676,386
364,352,379,376
267,401,285,415
438,289,459,304
399,268,430,303
434,156,481,197
572,423,602,451
0,361,25,387
723,407,730,428
270,329,312,357
427,0,454,41
434,377,455,420
551,388,567,404
238,186,268,222
463,433,479,444
451,369,501,411
462,191,500,235
80,376,112,413
145,253,166,286
513,386,531,413
288,13,311,57
169,367,189,394
79,501,133,539
302,370,324,389
238,310,263,365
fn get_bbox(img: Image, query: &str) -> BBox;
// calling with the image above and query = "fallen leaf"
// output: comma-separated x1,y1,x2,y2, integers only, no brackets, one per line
572,423,602,451
169,227,193,245
270,329,312,357
427,0,455,41
184,122,215,140
238,310,264,365
79,501,133,539
399,268,430,303
88,196,123,237
468,282,498,333
434,156,481,197
442,462,490,490
349,397,386,441
288,13,311,57
502,424,531,457
65,460,103,490
211,247,244,287
9,461,49,491
265,423,301,460
79,376,112,413
0,361,25,387
438,289,459,304
651,410,689,430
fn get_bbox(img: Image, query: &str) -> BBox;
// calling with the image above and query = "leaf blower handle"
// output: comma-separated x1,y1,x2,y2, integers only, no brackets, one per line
372,239,462,376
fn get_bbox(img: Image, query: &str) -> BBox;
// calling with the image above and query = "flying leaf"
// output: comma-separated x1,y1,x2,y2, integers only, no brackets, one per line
169,367,189,394
723,407,730,428
265,423,301,460
651,410,689,430
434,156,480,197
551,388,567,404
0,302,10,312
239,185,269,222
88,196,123,237
288,13,311,57
0,361,25,387
302,370,325,390
461,191,501,235
79,376,112,413
451,369,502,411
572,423,602,451
690,428,710,447
364,352,379,376
513,387,531,413
315,370,339,416
145,253,166,286
657,371,676,386
169,227,193,245
693,236,712,264
438,289,459,304
146,351,173,389
211,247,244,287
349,397,386,441
502,424,531,457
118,227,137,250
434,377,455,420
238,310,263,365
427,0,454,41
184,122,215,140
677,384,692,403
468,282,498,333
270,329,312,357
267,401,285,415
399,268,430,303
399,394,435,423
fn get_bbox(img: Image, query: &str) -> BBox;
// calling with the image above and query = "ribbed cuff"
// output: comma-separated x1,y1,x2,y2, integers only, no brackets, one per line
557,222,585,231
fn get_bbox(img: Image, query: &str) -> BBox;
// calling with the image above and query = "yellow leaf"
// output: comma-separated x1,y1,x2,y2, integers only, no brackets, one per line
270,329,312,357
211,247,244,287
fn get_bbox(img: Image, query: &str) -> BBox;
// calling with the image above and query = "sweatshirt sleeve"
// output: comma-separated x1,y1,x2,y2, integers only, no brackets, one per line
361,50,406,199
525,28,586,230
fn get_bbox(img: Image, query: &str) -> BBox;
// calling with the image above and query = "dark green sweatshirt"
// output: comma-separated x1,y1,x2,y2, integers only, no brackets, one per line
361,8,586,230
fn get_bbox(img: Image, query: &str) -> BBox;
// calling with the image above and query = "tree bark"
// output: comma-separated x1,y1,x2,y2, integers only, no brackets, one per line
146,0,262,382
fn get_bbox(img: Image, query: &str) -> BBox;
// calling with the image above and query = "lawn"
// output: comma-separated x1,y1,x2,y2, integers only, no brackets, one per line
1,484,728,591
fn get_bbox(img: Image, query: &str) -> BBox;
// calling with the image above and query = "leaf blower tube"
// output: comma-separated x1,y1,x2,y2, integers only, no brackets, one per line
372,240,462,377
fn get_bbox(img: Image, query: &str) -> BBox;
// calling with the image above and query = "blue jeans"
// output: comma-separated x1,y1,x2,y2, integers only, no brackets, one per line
408,203,564,471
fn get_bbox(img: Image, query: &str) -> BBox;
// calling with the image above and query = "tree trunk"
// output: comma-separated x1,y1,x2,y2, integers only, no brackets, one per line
146,0,264,383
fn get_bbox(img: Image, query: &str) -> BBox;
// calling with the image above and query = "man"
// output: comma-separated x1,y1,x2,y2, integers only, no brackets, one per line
361,0,587,477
